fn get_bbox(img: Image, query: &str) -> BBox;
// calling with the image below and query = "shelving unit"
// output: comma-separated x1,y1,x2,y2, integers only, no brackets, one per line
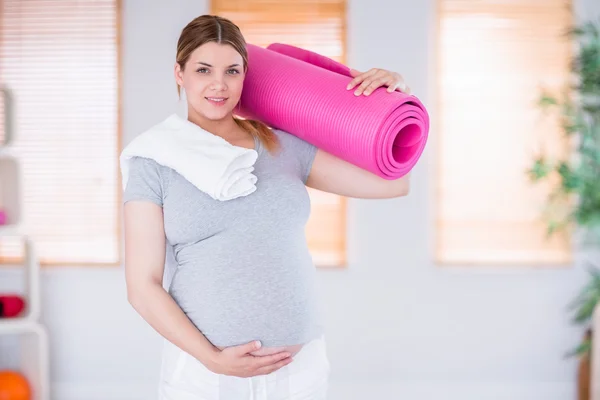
0,86,50,399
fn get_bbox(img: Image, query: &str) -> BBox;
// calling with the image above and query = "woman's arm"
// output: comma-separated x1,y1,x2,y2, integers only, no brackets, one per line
306,149,410,199
124,201,219,365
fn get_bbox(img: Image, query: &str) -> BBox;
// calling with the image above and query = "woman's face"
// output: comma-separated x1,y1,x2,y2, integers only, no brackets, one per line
175,42,245,121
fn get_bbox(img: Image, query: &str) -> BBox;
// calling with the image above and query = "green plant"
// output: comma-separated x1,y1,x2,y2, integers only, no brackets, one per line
529,18,600,242
528,17,600,359
566,263,600,357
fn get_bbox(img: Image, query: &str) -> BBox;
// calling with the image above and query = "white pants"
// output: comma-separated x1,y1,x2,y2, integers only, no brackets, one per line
158,336,331,400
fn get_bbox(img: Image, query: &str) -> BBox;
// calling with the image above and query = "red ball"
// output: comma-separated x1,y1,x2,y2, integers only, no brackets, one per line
0,296,26,318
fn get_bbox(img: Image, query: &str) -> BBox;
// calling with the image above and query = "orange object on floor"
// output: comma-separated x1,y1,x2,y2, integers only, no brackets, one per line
0,371,31,400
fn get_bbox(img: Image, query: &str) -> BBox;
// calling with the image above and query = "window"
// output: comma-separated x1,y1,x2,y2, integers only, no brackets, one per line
0,0,121,265
436,0,573,265
211,0,347,267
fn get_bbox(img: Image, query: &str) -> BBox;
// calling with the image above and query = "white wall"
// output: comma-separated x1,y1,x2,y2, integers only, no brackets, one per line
2,0,600,399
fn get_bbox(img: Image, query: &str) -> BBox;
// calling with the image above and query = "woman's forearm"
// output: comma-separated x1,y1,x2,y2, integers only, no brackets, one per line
128,283,218,366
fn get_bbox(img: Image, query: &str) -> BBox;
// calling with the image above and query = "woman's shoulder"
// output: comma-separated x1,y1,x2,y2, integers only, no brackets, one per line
126,156,174,188
271,128,314,150
271,128,292,140
122,156,173,205
128,156,169,174
269,129,318,182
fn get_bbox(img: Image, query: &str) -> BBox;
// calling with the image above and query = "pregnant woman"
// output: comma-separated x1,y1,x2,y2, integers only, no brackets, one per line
123,14,411,400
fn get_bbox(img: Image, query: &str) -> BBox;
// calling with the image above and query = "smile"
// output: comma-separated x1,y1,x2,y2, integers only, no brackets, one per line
206,97,228,106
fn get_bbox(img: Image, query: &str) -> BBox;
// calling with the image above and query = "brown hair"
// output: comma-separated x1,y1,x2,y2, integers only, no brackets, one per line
175,15,278,153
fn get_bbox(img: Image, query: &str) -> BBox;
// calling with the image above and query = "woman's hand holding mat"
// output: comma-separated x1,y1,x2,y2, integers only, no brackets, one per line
347,68,411,96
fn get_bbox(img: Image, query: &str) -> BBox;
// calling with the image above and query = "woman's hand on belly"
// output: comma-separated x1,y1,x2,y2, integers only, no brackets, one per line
207,340,295,378
217,343,305,357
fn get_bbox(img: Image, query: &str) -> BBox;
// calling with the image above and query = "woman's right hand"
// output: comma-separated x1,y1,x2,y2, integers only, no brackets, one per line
206,340,294,377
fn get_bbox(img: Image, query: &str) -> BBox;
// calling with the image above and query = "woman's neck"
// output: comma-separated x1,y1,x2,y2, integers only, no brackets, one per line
187,109,241,140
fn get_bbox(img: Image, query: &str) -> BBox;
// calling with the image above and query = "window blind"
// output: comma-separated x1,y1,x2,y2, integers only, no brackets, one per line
211,0,347,267
0,0,120,265
436,0,573,265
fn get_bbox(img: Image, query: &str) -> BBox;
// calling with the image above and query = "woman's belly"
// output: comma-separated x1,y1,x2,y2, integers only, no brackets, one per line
169,253,324,351
216,343,305,357
175,287,322,350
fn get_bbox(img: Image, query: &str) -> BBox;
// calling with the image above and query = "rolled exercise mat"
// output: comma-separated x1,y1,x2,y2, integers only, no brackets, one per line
236,43,430,179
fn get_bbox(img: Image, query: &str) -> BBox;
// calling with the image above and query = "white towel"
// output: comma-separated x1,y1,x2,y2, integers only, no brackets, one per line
120,113,259,201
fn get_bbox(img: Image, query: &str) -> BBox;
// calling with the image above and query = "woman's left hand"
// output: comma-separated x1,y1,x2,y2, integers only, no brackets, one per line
346,68,410,96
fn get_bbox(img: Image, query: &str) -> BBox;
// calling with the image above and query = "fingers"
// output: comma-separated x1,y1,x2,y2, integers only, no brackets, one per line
349,68,362,78
235,340,262,356
252,351,292,369
254,356,294,376
387,80,405,93
353,71,387,96
387,81,411,95
346,68,378,92
362,76,393,96
354,70,395,96
216,342,297,378
347,68,410,96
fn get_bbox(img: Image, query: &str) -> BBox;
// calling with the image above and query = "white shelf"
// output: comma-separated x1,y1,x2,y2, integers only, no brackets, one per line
1,86,13,147
0,320,50,400
0,156,21,227
0,318,43,335
0,237,41,321
0,237,42,321
0,240,48,400
0,84,49,399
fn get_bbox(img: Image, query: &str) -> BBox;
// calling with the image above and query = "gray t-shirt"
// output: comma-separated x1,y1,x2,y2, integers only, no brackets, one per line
123,129,324,348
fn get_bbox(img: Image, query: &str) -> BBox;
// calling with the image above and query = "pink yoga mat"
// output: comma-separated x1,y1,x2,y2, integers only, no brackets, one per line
236,43,430,179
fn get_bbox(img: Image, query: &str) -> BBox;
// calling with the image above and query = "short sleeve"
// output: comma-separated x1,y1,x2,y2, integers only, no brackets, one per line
274,130,318,183
123,157,166,206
